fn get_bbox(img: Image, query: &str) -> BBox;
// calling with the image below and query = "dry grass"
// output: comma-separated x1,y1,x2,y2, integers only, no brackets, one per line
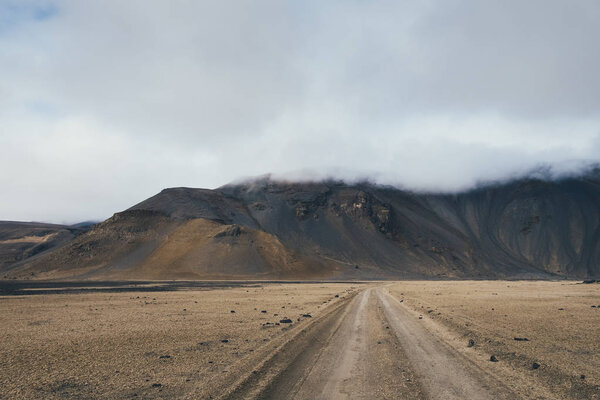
0,233,57,244
2,280,597,399
0,283,359,399
388,280,600,399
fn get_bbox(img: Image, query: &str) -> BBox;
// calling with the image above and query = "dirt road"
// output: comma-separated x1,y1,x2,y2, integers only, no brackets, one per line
227,286,520,399
376,288,514,399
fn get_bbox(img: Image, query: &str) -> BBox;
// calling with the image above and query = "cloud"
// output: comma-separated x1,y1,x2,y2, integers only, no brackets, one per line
0,0,599,222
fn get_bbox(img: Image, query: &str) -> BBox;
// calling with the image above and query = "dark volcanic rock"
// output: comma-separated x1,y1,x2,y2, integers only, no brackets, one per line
4,170,600,280
214,225,242,238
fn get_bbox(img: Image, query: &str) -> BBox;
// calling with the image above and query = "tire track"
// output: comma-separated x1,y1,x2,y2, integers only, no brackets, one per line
376,288,516,400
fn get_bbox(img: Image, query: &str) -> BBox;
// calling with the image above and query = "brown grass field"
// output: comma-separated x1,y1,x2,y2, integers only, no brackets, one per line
0,280,598,399
388,281,600,399
0,282,360,399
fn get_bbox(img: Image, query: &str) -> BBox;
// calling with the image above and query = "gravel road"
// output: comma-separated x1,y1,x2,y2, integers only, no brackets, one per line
227,286,519,399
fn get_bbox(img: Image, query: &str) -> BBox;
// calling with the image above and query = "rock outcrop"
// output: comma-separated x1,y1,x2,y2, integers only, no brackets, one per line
3,171,600,280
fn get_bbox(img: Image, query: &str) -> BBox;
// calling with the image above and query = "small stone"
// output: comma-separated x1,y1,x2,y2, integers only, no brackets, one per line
418,315,423,319
490,355,498,362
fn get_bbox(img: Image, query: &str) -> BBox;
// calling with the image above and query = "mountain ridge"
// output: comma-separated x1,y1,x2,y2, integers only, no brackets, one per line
2,172,600,280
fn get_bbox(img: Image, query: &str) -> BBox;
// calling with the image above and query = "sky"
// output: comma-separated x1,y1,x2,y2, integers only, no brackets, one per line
1,0,599,223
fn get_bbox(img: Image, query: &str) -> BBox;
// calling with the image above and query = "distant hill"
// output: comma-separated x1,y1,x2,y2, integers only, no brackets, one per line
0,221,91,274
2,172,600,280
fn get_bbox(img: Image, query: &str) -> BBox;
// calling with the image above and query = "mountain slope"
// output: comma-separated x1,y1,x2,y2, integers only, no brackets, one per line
3,173,600,280
0,221,90,276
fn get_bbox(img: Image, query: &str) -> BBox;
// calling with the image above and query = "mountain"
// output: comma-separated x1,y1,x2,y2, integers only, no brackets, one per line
2,172,600,280
0,221,91,275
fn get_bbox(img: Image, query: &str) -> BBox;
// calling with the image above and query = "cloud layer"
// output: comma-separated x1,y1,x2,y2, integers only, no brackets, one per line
1,0,599,223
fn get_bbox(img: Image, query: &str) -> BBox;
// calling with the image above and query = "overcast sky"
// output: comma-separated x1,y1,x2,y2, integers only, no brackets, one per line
1,0,599,223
